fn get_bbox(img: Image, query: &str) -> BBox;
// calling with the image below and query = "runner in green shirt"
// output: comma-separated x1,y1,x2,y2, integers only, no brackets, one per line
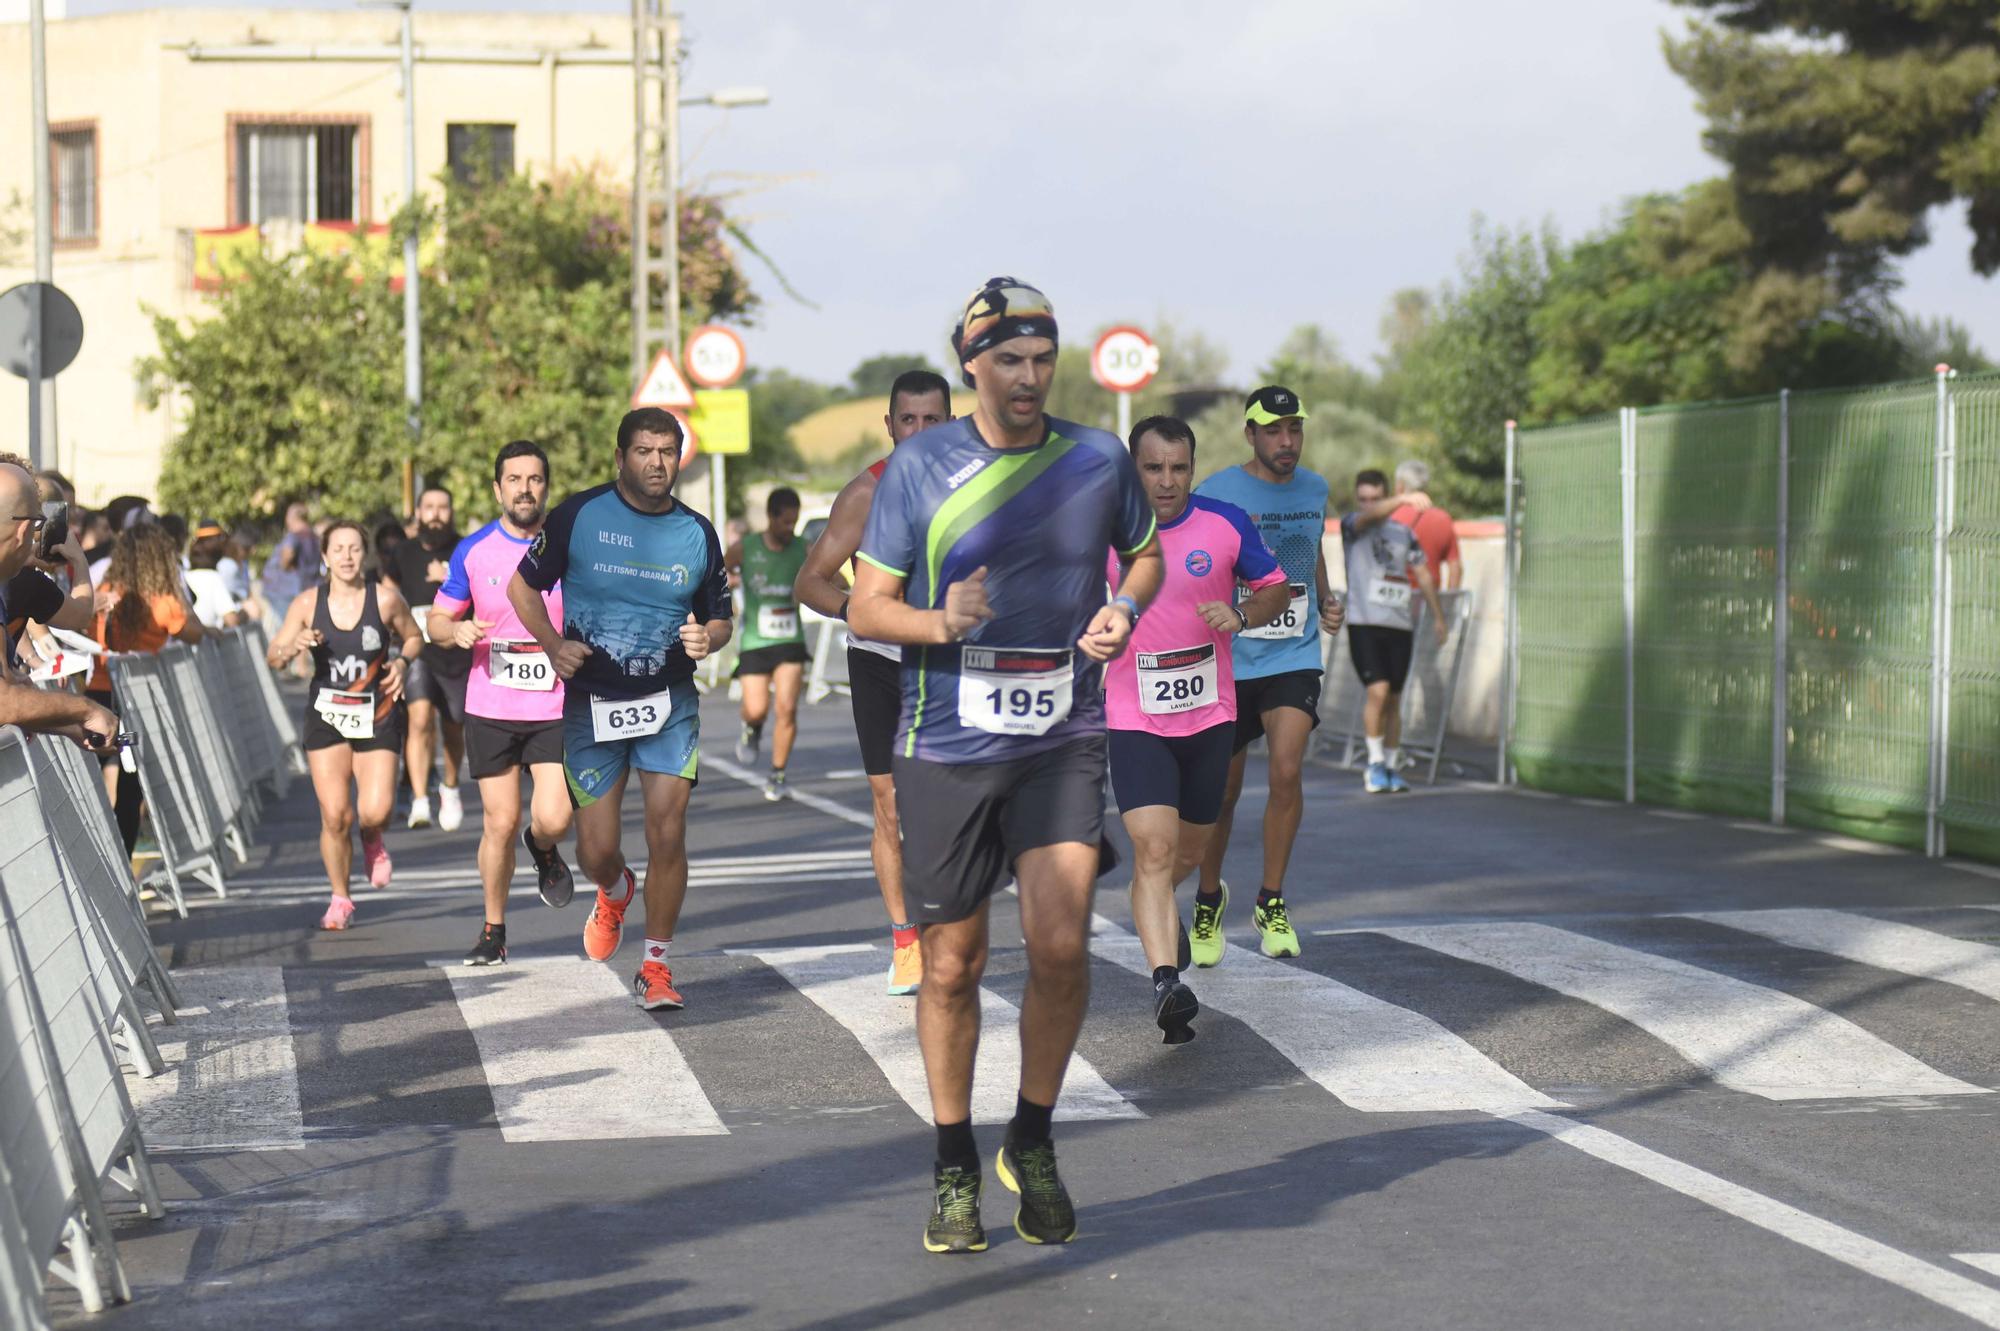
728,487,809,800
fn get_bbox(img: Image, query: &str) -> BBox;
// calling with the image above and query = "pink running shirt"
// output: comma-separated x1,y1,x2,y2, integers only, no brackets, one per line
1104,494,1286,736
432,520,565,723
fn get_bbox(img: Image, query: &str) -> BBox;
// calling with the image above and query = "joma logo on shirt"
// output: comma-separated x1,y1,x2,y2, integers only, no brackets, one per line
945,459,987,491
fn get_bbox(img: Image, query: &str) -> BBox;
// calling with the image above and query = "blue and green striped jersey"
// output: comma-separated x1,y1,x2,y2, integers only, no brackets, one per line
858,415,1155,765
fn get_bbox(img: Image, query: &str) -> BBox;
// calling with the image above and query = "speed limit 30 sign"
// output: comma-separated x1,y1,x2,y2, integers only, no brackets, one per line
1091,326,1159,394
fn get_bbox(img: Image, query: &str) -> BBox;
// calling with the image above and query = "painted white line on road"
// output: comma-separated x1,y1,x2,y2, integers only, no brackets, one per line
222,847,875,893
127,967,304,1152
232,867,877,904
442,958,726,1140
1684,909,2000,1005
707,754,876,830
1954,1254,2000,1278
1375,922,1983,1101
1501,1110,2000,1329
738,943,1140,1124
1088,918,1560,1114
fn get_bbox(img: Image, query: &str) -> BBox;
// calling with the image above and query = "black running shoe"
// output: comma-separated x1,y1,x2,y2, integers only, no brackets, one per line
463,924,507,967
1154,976,1198,1045
525,828,575,909
923,1165,987,1254
1176,913,1192,972
995,1140,1076,1245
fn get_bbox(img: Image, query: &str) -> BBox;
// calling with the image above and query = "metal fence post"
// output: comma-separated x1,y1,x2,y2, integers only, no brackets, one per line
1621,406,1637,804
1772,389,1789,825
1927,364,1955,857
1500,420,1518,786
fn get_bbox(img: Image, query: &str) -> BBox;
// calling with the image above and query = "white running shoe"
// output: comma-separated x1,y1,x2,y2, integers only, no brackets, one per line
408,795,433,829
437,784,464,832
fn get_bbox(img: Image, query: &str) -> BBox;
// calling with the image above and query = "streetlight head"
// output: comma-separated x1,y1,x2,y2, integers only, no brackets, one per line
707,86,769,108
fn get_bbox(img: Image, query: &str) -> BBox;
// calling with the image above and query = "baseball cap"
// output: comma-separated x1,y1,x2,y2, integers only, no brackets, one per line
1244,385,1309,424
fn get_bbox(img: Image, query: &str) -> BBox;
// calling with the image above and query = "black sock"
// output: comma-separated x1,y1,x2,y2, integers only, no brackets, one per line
935,1119,978,1172
1257,889,1283,909
483,921,506,940
1152,965,1179,989
1195,886,1223,908
1008,1095,1054,1147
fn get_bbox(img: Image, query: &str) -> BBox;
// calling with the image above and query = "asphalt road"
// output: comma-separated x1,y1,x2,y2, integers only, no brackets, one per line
51,687,2000,1330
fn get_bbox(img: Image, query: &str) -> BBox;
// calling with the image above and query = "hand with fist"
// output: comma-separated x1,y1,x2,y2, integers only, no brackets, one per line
940,566,993,644
551,640,593,680
679,612,712,661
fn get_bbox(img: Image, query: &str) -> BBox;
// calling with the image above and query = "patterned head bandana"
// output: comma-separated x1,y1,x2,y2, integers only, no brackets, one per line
951,277,1058,385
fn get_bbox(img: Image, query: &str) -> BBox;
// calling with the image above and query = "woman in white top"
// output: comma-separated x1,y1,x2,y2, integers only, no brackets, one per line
185,523,247,629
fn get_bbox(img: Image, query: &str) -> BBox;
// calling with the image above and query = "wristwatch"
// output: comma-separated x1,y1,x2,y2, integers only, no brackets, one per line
1110,594,1140,625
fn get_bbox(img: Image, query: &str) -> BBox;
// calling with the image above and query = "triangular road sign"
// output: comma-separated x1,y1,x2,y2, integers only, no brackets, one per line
632,346,695,409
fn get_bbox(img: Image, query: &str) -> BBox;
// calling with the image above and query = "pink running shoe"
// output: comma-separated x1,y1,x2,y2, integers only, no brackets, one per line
320,895,356,931
362,834,393,888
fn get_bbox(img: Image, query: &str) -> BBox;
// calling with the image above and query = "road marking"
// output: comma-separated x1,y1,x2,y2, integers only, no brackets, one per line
737,943,1141,1124
1955,1254,2000,1278
221,847,874,893
708,754,875,830
1088,918,1560,1113
442,957,726,1140
1501,1111,2000,1329
126,967,304,1152
1374,922,1984,1101
1684,909,2000,1005
232,866,876,904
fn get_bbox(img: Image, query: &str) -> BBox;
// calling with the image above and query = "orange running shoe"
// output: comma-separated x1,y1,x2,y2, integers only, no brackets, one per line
888,939,922,995
632,959,685,1010
583,868,635,962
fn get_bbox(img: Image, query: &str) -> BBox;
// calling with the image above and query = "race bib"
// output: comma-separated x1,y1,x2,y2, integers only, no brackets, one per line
413,605,434,644
1367,579,1412,612
757,604,799,641
590,688,674,743
315,689,375,740
488,639,555,692
1240,584,1309,640
1137,643,1219,716
958,647,1073,736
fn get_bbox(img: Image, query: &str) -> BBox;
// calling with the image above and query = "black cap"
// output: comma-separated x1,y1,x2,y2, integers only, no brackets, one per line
1244,385,1309,424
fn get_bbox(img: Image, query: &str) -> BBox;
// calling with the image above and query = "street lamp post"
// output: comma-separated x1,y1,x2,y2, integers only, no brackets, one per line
363,0,423,514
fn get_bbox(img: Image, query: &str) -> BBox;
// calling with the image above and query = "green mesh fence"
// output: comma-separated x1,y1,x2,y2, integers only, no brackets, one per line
1511,414,1625,798
1511,373,2000,863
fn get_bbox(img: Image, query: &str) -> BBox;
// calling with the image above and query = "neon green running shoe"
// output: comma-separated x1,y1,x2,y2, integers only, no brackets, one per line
923,1165,987,1254
1252,893,1301,959
1189,881,1229,969
995,1140,1076,1245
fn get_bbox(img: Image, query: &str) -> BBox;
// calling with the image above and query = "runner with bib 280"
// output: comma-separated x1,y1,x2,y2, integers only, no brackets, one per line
1191,386,1344,963
427,440,577,968
507,408,731,1012
728,486,808,802
848,277,1161,1256
1104,415,1290,1044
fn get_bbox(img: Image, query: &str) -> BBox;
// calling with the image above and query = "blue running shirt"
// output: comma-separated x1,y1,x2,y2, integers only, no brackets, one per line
1193,464,1330,680
516,483,729,700
858,416,1155,765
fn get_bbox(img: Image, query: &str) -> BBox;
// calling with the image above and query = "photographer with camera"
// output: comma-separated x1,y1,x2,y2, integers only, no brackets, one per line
0,458,119,749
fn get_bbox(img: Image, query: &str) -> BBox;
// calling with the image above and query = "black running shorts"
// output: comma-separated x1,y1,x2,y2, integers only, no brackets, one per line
1232,669,1323,753
734,641,810,679
405,655,469,724
1347,625,1415,693
1108,722,1235,825
847,646,901,778
464,714,565,780
301,701,405,754
892,734,1107,925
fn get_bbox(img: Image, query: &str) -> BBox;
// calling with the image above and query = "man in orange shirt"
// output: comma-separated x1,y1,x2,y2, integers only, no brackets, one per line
1390,461,1461,591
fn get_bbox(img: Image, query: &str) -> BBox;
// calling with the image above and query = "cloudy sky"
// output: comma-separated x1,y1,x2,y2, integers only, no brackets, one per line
73,0,2000,386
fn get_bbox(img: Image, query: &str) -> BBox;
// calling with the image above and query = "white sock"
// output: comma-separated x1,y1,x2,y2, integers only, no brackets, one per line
1365,735,1386,765
1387,747,1401,768
643,936,672,965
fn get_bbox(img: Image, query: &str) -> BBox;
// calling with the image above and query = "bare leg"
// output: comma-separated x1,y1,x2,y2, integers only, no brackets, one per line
739,673,771,730
1384,689,1405,751
917,909,989,1124
867,773,907,924
770,661,804,770
352,749,399,840
637,769,692,940
525,761,573,848
1363,680,1392,741
306,745,357,898
405,697,437,802
1121,804,1182,969
571,767,630,891
1014,840,1098,1107
1258,707,1312,895
476,769,522,925
439,716,465,790
1196,748,1251,895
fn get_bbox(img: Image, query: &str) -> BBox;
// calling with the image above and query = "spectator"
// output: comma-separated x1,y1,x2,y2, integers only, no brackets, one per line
0,456,118,744
261,502,320,622
186,522,248,629
79,508,115,566
91,494,154,586
1390,460,1462,592
217,526,255,602
159,512,190,560
373,519,408,583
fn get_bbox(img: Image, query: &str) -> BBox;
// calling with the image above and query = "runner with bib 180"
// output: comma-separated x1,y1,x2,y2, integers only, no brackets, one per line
1104,415,1290,1044
1191,387,1343,963
848,277,1161,1255
728,486,808,802
427,440,577,968
507,408,732,1011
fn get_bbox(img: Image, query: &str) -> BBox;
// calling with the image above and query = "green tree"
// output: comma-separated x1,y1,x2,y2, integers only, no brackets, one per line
847,353,938,398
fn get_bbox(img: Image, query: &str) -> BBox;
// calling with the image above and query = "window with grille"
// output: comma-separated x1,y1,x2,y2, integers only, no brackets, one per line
447,123,515,186
234,121,359,225
52,125,96,244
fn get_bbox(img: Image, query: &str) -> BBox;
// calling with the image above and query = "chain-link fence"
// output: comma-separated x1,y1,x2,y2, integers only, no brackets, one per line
1502,369,2000,862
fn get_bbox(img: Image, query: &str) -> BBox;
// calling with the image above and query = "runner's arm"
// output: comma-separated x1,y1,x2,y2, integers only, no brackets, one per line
847,563,955,645
1345,494,1411,533
1240,579,1292,629
1414,562,1448,640
1109,535,1164,612
506,573,562,657
265,588,317,666
724,537,744,591
793,471,873,618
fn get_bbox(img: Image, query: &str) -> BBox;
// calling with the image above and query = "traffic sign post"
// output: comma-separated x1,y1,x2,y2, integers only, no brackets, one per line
680,327,748,526
631,345,699,467
689,389,750,455
684,324,747,389
1091,325,1159,444
1,281,84,473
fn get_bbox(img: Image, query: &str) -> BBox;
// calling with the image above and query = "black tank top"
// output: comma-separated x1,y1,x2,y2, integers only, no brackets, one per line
310,580,395,724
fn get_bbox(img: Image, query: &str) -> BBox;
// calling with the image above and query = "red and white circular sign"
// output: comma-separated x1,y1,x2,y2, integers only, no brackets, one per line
1091,325,1159,394
684,324,747,389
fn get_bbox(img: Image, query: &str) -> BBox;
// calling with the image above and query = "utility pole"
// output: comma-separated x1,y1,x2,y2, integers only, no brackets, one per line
28,0,52,470
397,0,422,516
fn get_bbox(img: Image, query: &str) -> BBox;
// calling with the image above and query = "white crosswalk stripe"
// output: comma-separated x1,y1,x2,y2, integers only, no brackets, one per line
1371,921,1985,1101
737,943,1141,1124
442,958,726,1141
1682,908,2000,1004
1089,918,1561,1113
126,967,304,1152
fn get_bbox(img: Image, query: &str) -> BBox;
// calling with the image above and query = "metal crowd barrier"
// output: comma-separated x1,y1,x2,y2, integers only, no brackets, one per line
804,610,852,705
1314,588,1478,784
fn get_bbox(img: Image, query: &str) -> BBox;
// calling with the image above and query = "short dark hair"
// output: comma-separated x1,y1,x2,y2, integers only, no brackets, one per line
766,486,801,516
373,519,407,551
188,532,229,570
888,369,952,414
618,407,684,452
418,484,453,508
494,440,549,485
1128,414,1196,460
159,512,189,548
1355,468,1389,491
